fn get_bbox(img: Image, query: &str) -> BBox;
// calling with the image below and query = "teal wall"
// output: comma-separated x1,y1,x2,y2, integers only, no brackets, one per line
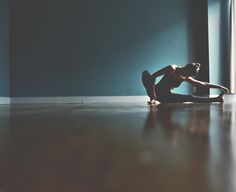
0,0,9,97
10,0,209,97
208,0,231,94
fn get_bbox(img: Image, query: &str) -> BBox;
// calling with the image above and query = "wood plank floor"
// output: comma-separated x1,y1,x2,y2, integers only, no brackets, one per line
0,95,236,192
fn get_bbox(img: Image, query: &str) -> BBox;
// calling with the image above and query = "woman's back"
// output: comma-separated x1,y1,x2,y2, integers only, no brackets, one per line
156,67,183,92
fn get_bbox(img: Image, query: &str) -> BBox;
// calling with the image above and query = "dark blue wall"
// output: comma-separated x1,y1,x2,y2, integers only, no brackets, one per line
10,0,209,97
0,0,9,97
208,0,230,94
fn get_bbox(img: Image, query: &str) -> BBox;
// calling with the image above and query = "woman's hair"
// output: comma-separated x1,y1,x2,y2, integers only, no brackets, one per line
184,62,201,77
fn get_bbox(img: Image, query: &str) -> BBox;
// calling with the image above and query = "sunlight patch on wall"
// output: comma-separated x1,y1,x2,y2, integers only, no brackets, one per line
208,1,221,95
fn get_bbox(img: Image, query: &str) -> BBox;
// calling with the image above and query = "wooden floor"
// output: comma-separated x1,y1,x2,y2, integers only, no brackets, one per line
0,95,236,192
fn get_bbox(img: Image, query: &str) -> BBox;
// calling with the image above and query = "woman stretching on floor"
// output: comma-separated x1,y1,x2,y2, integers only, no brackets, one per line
142,63,229,104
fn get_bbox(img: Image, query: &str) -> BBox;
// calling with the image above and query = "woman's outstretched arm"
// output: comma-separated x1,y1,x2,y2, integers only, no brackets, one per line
183,77,229,93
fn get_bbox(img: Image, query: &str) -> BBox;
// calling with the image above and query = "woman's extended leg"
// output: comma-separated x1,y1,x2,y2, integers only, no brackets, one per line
157,92,224,103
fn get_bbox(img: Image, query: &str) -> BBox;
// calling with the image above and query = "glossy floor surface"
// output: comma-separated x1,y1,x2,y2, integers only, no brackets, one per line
1,97,236,192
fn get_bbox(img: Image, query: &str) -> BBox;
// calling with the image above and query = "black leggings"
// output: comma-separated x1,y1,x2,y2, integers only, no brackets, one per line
156,92,220,103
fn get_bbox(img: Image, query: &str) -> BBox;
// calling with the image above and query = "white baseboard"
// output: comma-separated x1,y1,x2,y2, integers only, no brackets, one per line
10,96,149,104
2,95,234,104
0,97,11,104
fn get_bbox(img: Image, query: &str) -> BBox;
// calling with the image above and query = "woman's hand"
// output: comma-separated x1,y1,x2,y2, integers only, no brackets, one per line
220,86,229,94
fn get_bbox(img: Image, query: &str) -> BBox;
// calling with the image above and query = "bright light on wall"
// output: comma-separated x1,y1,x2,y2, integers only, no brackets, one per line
231,0,236,93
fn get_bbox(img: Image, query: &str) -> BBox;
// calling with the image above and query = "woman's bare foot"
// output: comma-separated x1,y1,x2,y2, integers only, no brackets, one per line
147,100,157,105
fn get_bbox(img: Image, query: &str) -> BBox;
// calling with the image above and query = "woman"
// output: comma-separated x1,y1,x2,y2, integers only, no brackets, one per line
142,63,229,104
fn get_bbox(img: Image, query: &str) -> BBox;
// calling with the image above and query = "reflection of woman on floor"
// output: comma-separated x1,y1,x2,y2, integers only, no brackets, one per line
143,104,216,142
142,63,229,104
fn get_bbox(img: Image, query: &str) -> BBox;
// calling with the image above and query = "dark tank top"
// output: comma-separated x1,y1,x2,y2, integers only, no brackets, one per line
156,68,183,92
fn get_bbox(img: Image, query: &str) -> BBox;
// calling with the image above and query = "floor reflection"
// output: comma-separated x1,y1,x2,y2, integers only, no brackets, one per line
143,103,236,192
143,103,214,141
231,104,236,192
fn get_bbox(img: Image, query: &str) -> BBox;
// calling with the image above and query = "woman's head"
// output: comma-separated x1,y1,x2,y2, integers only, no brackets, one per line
182,63,201,77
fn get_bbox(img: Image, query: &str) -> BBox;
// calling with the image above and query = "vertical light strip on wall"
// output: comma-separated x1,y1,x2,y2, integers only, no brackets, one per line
231,0,236,93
